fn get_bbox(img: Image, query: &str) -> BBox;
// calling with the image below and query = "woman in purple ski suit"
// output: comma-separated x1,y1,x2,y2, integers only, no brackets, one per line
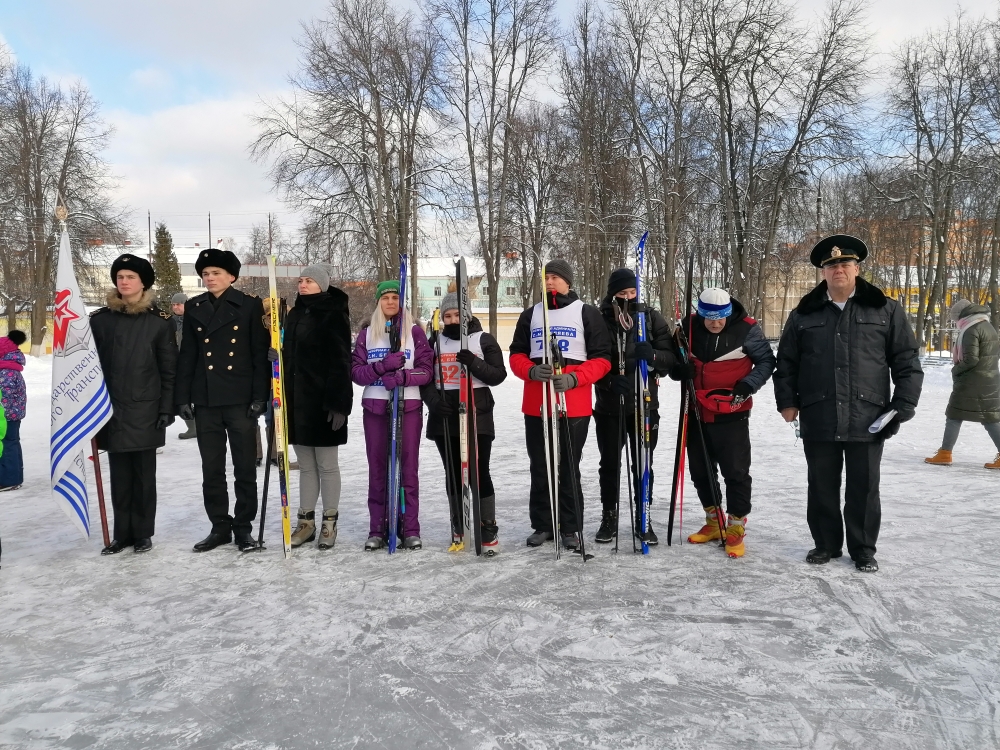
351,280,433,550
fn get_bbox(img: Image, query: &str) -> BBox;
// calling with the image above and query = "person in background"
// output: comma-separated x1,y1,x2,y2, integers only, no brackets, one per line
0,330,26,491
925,298,1000,468
91,254,177,555
170,293,197,439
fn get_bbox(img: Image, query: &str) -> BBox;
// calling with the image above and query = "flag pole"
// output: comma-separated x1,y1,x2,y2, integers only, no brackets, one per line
90,438,110,548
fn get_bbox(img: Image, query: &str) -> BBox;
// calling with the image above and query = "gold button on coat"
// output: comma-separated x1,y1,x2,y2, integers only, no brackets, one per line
231,339,236,343
204,338,209,343
227,366,232,370
206,352,212,356
229,352,234,356
208,365,213,370
233,325,239,330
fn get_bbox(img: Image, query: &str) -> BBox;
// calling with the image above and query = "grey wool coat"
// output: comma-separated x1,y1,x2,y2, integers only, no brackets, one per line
947,304,1000,423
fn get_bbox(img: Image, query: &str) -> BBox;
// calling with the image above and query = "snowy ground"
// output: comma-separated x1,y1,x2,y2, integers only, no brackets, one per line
1,356,999,749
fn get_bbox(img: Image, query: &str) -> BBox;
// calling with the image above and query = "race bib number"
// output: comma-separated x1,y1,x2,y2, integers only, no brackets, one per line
531,326,577,354
439,352,460,387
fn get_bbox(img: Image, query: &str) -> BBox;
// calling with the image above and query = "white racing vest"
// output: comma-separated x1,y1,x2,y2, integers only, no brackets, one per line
436,332,487,390
363,326,421,401
529,300,588,362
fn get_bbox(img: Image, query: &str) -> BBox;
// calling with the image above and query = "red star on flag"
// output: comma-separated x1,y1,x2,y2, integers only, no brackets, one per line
53,288,79,352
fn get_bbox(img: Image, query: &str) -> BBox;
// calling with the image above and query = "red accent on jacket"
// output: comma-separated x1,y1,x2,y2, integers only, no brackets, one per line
510,352,610,418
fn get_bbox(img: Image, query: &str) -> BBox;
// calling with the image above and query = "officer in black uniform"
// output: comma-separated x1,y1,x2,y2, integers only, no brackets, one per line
773,235,923,573
175,248,270,552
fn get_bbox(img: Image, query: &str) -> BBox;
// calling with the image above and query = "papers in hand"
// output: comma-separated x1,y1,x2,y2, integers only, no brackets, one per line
869,410,898,433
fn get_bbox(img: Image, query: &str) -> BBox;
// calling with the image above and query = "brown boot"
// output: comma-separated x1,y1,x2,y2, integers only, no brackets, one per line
924,449,952,465
985,453,1000,469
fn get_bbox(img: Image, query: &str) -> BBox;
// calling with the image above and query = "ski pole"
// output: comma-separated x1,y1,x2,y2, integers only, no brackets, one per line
90,438,110,549
251,417,275,552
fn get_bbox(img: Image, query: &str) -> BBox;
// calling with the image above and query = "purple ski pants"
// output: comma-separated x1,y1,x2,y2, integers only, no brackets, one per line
364,406,422,538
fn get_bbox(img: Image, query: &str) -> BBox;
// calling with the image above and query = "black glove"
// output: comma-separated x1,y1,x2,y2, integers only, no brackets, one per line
552,373,578,393
327,411,346,431
178,404,195,421
670,362,696,381
881,418,901,440
247,400,268,419
633,341,655,364
456,349,478,367
730,381,753,409
610,375,631,396
156,413,174,430
267,347,279,362
436,399,456,417
529,364,553,381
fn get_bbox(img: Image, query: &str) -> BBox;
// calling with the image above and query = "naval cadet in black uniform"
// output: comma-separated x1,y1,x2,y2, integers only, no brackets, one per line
175,248,270,552
773,235,923,573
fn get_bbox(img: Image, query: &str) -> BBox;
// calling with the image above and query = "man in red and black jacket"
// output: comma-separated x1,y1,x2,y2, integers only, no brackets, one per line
509,259,612,550
670,288,775,558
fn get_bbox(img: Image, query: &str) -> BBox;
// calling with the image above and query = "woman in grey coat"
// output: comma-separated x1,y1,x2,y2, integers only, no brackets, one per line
925,299,1000,468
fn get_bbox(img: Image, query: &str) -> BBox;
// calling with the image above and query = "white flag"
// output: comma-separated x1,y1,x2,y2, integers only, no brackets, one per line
50,229,112,538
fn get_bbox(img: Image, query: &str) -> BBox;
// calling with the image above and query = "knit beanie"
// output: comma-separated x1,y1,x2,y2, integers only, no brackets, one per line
7,330,26,346
697,288,732,320
949,298,972,322
607,268,637,297
544,258,574,287
170,292,188,304
300,264,331,291
439,292,459,315
375,280,400,299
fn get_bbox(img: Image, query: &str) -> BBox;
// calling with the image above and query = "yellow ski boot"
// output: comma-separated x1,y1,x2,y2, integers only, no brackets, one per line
725,515,747,558
448,533,465,552
924,449,952,465
688,508,722,544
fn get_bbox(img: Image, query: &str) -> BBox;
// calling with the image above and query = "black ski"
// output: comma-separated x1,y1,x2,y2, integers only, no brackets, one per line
457,258,483,556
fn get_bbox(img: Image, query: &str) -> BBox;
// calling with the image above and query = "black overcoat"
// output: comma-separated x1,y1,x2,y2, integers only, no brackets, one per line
174,286,270,408
773,278,923,442
283,288,354,446
91,290,177,452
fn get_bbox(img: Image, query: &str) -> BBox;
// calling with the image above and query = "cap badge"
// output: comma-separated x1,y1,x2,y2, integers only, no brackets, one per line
831,247,841,258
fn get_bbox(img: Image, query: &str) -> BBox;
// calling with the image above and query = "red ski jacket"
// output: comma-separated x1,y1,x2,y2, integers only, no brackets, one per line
509,290,612,418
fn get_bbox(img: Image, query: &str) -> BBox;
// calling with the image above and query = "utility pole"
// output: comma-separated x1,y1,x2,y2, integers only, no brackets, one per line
147,210,152,262
208,212,212,248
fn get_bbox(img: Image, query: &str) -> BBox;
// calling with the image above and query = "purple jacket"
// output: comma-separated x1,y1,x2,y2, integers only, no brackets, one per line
352,324,433,415
0,338,26,421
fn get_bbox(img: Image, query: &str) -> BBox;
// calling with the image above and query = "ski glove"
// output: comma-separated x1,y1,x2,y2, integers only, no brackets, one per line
247,400,268,419
267,347,279,362
436,399,456,417
178,404,195,421
381,370,408,390
456,349,479,367
327,411,347,431
156,413,175,430
633,341,655,364
669,362,696,381
552,373,578,393
381,351,406,372
529,364,553,381
730,381,753,409
610,374,631,396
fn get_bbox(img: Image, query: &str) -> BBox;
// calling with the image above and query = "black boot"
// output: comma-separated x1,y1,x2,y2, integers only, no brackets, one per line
595,508,617,543
101,539,132,555
133,538,153,553
234,530,257,552
634,511,658,546
806,547,843,564
193,531,232,552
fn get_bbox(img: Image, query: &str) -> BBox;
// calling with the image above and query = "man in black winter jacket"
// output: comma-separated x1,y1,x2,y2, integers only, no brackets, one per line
593,268,677,546
774,235,923,573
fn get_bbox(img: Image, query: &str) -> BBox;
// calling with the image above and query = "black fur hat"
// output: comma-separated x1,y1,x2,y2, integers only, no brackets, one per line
110,254,155,290
195,247,241,279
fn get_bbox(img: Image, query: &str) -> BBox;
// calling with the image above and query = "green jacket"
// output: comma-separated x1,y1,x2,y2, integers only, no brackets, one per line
947,305,1000,423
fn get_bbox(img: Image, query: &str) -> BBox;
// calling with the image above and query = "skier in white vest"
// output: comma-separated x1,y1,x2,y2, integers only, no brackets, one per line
509,259,613,550
422,292,508,552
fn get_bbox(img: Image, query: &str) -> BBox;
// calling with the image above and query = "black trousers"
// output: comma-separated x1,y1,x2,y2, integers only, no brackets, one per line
108,449,157,541
594,410,660,515
686,417,753,518
195,404,259,535
525,414,589,534
434,435,495,534
802,440,883,561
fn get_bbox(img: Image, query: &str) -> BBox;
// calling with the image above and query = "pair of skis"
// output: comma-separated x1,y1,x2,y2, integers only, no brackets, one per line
666,250,726,547
538,261,591,562
385,254,409,554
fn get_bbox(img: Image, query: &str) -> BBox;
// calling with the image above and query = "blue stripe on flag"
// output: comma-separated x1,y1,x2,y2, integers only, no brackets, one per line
51,384,109,444
63,471,91,526
55,476,90,535
50,390,112,477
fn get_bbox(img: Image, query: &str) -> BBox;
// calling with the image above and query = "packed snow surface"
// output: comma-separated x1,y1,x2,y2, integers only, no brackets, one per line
1,356,998,749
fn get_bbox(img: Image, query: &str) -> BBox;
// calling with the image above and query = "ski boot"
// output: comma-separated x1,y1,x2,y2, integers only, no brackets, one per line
364,535,386,551
925,449,952,465
595,508,617,543
317,511,338,549
482,521,499,557
561,531,580,551
688,508,722,544
634,512,658,545
985,453,1000,469
448,532,465,552
290,510,316,548
402,536,422,550
725,514,747,558
526,529,553,547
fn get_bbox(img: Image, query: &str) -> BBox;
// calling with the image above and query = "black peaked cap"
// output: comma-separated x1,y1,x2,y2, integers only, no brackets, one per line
810,234,868,268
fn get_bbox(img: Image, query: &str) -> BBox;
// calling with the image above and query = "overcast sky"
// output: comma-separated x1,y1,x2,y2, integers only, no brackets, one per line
2,0,997,257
